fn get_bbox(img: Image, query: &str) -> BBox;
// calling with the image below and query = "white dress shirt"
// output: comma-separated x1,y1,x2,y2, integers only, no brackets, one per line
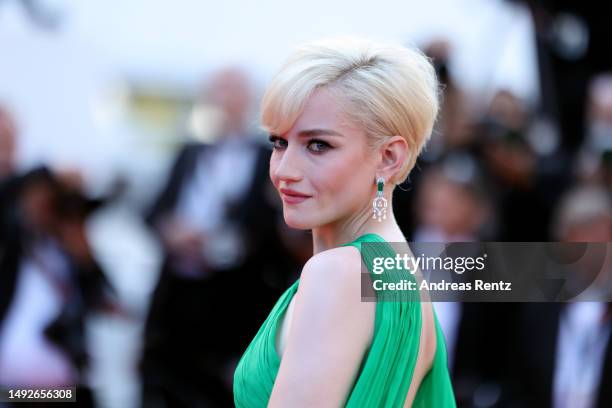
0,240,77,386
176,136,258,270
553,302,611,408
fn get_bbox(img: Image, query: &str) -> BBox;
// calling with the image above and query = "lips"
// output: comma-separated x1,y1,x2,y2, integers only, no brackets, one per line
279,188,311,204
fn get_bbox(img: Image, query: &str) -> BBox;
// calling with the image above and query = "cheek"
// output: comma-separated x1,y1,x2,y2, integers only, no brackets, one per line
314,150,372,204
269,154,280,188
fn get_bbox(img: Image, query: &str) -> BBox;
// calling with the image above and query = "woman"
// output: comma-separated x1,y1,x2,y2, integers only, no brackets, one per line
233,37,456,407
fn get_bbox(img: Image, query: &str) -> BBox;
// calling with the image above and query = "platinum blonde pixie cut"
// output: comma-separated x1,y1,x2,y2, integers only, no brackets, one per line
261,36,440,184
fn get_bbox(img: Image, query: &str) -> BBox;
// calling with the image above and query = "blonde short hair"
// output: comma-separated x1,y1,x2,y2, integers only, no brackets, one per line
261,37,440,183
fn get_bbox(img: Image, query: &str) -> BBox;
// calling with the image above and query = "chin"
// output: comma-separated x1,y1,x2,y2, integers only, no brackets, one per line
283,207,337,230
282,207,321,230
283,213,314,230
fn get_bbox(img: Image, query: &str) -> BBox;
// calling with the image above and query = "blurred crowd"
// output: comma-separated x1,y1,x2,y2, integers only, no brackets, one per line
402,41,612,408
1,28,612,408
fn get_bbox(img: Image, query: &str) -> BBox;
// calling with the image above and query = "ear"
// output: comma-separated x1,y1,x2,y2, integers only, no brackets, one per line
377,135,409,183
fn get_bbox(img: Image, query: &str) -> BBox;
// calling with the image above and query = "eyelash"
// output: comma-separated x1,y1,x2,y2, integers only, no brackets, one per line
268,135,332,153
268,135,287,150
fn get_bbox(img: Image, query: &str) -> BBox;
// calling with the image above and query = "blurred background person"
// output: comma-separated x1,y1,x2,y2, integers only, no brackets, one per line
413,157,492,243
575,73,612,191
500,186,612,408
0,106,117,406
476,89,568,241
140,67,303,407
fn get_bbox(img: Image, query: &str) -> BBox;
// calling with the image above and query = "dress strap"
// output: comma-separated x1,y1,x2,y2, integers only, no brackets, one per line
342,234,418,302
340,233,424,406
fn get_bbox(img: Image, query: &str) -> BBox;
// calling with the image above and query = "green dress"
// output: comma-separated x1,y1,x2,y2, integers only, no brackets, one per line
233,233,456,407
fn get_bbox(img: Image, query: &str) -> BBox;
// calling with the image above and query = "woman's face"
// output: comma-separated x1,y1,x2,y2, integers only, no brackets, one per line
269,88,378,230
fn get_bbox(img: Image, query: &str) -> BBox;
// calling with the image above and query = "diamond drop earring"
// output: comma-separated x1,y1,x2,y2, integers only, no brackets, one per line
372,176,388,222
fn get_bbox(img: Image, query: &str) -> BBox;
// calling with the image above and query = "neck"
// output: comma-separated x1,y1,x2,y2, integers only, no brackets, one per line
311,194,405,254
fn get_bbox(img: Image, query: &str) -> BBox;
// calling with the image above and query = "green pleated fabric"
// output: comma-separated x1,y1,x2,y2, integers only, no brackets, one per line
233,233,456,407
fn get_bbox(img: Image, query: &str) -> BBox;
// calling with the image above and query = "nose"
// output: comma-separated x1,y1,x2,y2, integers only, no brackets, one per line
271,144,303,184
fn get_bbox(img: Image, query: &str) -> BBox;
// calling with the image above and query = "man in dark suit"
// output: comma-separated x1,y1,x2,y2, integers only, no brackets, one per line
499,186,612,408
504,302,612,408
140,68,301,407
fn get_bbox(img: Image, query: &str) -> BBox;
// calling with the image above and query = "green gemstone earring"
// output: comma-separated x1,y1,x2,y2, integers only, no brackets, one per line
372,176,388,222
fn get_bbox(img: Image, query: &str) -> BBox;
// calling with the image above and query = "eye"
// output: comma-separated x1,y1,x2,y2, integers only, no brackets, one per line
307,139,332,153
269,135,287,150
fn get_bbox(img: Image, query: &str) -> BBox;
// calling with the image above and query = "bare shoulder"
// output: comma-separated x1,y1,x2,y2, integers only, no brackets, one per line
297,246,365,307
302,245,362,281
268,245,375,406
292,244,375,351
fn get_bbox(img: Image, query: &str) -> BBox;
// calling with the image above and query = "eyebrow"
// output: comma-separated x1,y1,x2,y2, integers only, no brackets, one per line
297,128,344,138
